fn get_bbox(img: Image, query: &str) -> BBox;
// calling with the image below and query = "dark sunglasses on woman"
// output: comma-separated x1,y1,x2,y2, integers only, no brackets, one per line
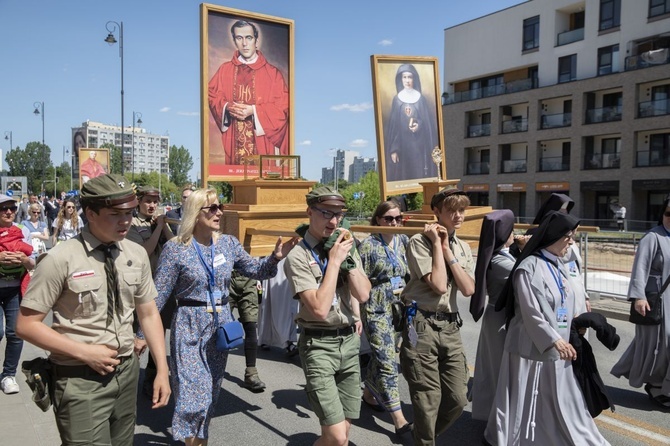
201,203,225,213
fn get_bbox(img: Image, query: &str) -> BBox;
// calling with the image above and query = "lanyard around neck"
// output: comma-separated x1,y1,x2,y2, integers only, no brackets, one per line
302,238,327,275
376,234,400,270
192,239,216,290
540,253,565,307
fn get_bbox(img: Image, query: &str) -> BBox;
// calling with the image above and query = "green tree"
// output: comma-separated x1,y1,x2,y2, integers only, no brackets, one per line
340,171,381,220
6,142,53,193
208,181,233,203
168,145,193,187
99,143,122,175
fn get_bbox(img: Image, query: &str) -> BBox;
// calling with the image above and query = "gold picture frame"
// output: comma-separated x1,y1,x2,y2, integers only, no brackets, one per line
371,55,445,199
200,4,295,183
79,148,110,188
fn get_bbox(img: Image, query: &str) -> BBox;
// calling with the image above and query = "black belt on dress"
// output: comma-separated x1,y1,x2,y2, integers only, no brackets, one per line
178,299,208,307
302,325,355,337
51,355,133,378
418,309,459,323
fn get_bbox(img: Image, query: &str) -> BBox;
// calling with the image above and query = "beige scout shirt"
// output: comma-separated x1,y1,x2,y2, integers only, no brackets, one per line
401,233,474,313
284,231,362,330
21,226,157,365
127,213,163,273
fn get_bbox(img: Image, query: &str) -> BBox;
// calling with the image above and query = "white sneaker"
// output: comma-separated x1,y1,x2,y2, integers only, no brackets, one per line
1,376,19,394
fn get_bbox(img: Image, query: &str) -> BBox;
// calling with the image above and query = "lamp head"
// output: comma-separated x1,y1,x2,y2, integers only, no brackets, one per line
105,32,117,45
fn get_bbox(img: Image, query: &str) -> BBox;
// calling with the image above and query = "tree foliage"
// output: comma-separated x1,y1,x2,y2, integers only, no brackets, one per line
168,145,193,187
6,141,53,193
99,142,123,176
339,171,381,220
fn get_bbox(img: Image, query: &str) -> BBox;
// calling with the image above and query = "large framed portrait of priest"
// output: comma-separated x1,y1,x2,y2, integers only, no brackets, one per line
201,3,294,182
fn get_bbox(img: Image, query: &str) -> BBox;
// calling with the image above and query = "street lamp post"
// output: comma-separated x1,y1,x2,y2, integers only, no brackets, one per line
3,131,11,172
132,111,142,181
33,101,45,194
105,21,125,176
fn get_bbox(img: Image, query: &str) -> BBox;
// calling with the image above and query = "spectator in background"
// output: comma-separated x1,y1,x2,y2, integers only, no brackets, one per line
52,199,84,246
166,185,194,234
615,203,626,231
43,195,59,236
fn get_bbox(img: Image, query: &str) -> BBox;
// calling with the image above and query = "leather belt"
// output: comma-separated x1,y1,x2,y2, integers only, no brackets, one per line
177,299,208,307
302,325,355,337
51,355,133,378
418,309,459,323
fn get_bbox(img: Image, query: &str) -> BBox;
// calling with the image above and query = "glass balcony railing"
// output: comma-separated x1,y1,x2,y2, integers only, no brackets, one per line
501,159,527,173
541,112,572,129
585,105,622,124
638,99,670,118
557,27,584,46
501,118,528,134
467,123,491,138
466,162,490,175
444,78,537,104
539,155,570,172
585,153,620,170
625,48,669,71
636,150,670,167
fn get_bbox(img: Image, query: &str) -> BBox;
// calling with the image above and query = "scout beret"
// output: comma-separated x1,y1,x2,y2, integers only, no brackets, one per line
306,186,346,208
136,186,160,199
430,187,467,210
80,174,138,209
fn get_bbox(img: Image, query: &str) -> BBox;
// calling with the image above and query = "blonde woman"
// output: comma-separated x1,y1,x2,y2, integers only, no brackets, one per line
51,200,83,246
21,203,49,255
136,188,298,446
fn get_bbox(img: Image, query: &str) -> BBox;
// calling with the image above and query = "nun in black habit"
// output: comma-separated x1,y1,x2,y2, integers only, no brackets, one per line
484,211,610,446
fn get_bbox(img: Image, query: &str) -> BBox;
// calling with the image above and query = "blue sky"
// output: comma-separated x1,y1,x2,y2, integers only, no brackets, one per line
0,0,522,183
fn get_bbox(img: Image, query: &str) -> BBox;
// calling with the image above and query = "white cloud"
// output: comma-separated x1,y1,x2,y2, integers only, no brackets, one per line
349,139,368,148
159,107,171,112
299,140,312,146
330,102,373,113
378,39,393,46
177,111,199,116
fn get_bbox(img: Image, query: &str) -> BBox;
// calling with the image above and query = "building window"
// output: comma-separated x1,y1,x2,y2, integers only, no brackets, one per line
523,16,540,51
600,0,621,30
650,0,670,17
598,45,619,75
558,54,577,83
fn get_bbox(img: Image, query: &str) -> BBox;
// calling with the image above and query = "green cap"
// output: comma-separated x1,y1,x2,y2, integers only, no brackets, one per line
136,185,160,199
80,174,138,209
306,186,346,208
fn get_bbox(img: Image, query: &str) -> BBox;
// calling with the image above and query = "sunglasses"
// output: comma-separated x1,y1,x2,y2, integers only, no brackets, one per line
0,206,17,213
31,211,40,214
201,203,225,213
381,215,403,223
66,206,75,209
312,207,345,221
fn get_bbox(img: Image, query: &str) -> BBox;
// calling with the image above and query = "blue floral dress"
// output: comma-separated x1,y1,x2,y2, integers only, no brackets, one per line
358,233,409,411
153,235,279,441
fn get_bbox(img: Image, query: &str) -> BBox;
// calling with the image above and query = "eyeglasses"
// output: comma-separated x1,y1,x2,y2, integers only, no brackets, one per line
66,206,75,209
201,203,225,213
31,211,40,214
381,215,403,223
664,211,670,217
312,207,345,221
0,206,17,213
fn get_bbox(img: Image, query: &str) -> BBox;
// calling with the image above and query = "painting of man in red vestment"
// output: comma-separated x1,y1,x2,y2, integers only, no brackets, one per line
203,5,293,180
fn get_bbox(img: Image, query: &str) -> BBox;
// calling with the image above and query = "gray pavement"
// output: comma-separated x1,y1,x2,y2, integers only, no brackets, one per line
0,296,633,445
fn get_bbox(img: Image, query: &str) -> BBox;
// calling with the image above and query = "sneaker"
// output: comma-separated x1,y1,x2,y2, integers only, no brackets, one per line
1,376,19,394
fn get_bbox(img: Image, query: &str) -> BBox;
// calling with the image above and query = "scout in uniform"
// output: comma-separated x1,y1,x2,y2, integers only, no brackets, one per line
126,185,175,395
399,187,475,445
284,186,371,446
16,174,171,445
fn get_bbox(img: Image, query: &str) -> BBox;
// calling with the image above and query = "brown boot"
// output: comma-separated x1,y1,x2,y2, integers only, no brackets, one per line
244,367,266,393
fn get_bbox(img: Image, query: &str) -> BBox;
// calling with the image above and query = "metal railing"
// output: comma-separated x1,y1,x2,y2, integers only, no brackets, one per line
625,48,670,71
444,78,537,104
466,162,490,175
557,27,584,46
584,153,620,169
636,150,670,167
501,118,528,134
501,159,527,173
585,105,622,124
638,98,670,118
467,123,491,138
541,112,572,129
539,155,570,172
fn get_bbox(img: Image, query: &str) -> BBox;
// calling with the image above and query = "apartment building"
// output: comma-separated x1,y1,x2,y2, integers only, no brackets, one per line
72,120,169,179
442,0,670,229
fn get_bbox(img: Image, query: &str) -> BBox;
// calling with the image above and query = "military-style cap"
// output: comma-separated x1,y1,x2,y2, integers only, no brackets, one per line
136,186,160,199
306,186,346,208
80,174,138,209
430,187,467,210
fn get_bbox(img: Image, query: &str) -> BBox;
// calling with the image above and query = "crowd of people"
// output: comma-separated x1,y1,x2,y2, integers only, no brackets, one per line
0,177,666,445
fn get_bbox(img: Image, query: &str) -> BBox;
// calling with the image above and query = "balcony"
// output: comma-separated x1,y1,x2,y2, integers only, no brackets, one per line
466,162,490,175
585,105,622,124
557,27,584,46
636,150,670,167
444,78,537,104
639,99,670,118
467,123,491,138
541,112,572,129
625,48,669,71
585,153,620,170
539,155,570,172
501,118,528,134
501,159,527,173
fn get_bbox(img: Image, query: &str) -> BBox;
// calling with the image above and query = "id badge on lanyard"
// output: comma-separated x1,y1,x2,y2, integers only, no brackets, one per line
206,289,224,313
556,306,568,329
390,276,403,291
